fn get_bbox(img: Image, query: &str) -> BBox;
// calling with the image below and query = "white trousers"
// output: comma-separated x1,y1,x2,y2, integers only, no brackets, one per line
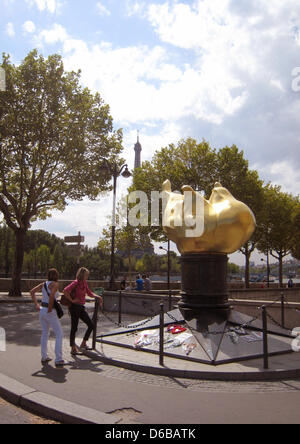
39,308,63,363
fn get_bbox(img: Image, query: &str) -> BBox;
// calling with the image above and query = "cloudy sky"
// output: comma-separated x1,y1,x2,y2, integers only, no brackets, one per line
1,0,300,265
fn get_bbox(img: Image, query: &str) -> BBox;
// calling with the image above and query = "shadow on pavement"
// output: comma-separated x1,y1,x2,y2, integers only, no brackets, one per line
31,357,105,384
0,307,42,347
32,363,69,384
67,356,105,374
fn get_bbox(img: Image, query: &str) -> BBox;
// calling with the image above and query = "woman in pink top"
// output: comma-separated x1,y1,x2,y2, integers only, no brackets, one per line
64,267,103,356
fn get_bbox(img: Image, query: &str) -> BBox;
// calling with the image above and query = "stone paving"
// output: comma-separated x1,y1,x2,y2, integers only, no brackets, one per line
2,302,300,424
2,302,300,393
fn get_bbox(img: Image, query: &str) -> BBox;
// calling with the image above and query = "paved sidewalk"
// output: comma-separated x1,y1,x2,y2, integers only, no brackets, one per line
1,302,300,424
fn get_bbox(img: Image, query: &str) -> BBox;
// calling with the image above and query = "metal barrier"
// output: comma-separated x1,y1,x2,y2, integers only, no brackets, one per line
118,290,122,326
261,306,269,370
92,288,104,350
159,302,164,366
90,289,296,370
281,292,285,329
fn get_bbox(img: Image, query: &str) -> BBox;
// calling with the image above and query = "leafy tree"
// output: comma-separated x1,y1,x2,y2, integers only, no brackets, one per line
24,230,65,254
131,139,264,286
52,244,64,272
79,248,111,280
23,250,36,278
98,197,154,284
0,50,123,295
64,256,79,280
159,251,180,274
123,256,137,275
99,224,150,285
36,244,51,275
131,138,218,242
135,258,147,274
228,263,240,275
141,253,154,273
0,223,14,277
291,204,300,261
216,146,265,287
257,186,299,287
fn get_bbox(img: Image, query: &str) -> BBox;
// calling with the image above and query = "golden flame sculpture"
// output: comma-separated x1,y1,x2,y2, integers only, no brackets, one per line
162,180,256,255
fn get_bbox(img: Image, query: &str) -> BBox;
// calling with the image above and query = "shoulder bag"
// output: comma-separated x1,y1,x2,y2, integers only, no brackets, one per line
44,283,64,319
61,281,78,307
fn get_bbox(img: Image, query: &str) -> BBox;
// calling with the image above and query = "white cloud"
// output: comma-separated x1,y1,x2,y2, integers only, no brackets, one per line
123,122,183,167
27,0,300,236
31,1,300,136
22,20,36,34
61,38,246,126
5,22,15,37
269,161,300,194
26,0,61,14
125,0,147,17
31,197,112,247
96,2,111,16
35,23,68,45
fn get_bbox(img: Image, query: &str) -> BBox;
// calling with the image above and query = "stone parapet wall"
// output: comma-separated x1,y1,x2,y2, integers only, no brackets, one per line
0,278,299,293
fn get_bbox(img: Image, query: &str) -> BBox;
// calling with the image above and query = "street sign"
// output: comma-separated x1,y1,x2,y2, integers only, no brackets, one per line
64,235,85,244
66,245,84,258
67,245,84,253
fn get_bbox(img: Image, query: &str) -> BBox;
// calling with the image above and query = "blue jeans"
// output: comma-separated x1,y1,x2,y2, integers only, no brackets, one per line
39,308,63,363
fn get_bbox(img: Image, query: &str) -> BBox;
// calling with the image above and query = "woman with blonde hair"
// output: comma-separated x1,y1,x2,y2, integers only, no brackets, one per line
63,267,103,356
30,269,65,367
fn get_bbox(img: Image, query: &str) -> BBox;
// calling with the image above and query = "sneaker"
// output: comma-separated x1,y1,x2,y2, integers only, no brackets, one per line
41,357,52,364
80,345,93,351
55,360,65,368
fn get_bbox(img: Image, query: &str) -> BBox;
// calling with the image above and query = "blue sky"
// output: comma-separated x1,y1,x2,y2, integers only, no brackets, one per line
1,0,300,265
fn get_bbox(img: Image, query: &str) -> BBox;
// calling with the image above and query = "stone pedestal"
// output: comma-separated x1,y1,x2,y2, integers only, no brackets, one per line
179,253,230,317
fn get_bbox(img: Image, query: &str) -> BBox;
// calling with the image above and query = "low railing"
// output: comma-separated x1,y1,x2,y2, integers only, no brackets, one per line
90,290,296,370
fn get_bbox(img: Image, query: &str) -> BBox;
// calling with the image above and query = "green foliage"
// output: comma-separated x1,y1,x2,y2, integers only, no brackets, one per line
36,244,51,275
135,259,146,273
291,204,300,260
24,229,65,254
130,138,266,286
0,50,123,294
52,244,64,271
228,263,240,274
130,138,218,241
0,223,14,276
257,187,298,257
130,139,264,243
159,254,181,274
257,186,299,285
0,50,122,230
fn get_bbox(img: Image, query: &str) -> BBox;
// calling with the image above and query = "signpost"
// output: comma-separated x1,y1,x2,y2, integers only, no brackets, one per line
64,232,85,264
64,235,85,244
67,245,83,254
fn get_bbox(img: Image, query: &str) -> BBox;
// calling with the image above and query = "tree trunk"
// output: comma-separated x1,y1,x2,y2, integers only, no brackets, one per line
278,252,283,288
4,239,10,278
9,228,26,297
4,227,12,278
